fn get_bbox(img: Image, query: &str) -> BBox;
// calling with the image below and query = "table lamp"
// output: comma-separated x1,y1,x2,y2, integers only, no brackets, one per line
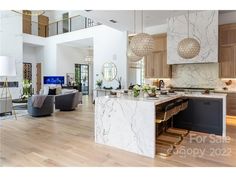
0,56,17,119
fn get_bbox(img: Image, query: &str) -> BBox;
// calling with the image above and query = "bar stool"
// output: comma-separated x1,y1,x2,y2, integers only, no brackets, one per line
166,98,189,137
156,102,179,157
156,102,182,146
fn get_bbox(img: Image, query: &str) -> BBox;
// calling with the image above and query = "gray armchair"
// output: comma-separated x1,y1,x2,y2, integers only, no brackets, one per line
28,95,54,117
55,91,79,111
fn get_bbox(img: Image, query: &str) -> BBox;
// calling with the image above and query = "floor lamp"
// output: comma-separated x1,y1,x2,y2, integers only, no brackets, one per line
0,56,17,119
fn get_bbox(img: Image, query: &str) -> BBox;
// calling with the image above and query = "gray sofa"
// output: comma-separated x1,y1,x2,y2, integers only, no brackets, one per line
0,97,12,115
55,91,79,111
28,95,54,117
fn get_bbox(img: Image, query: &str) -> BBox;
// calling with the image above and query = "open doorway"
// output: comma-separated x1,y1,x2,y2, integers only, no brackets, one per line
75,64,89,95
57,38,94,97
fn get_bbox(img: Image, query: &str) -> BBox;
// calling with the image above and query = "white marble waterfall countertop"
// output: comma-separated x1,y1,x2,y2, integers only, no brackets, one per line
95,92,227,158
183,92,227,99
101,92,227,105
103,94,183,106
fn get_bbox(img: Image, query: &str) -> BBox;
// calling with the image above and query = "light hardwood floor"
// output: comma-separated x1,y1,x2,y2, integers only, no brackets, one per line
0,96,236,167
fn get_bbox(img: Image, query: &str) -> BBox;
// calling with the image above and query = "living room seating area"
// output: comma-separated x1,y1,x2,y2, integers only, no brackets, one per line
27,90,81,117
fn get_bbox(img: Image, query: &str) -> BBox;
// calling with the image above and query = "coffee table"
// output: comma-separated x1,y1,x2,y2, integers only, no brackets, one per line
12,98,28,110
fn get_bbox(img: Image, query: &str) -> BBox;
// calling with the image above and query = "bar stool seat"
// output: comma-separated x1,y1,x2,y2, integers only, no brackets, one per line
166,127,189,137
157,133,182,145
156,141,175,157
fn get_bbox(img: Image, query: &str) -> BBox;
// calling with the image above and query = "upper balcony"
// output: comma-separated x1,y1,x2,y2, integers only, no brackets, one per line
22,12,101,37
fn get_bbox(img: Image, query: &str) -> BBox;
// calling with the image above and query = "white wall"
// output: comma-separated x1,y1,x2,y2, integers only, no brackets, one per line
0,11,23,99
40,25,127,89
57,44,93,95
23,25,128,93
23,44,44,91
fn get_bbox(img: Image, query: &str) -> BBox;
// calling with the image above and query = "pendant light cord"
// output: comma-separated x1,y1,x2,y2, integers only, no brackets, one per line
187,10,189,38
134,10,136,34
141,10,143,33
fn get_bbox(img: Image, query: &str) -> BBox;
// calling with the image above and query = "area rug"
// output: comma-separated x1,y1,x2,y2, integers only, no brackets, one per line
0,109,28,120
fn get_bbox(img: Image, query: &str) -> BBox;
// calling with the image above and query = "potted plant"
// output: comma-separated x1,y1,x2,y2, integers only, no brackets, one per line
133,85,141,97
96,79,103,89
22,79,32,100
142,84,150,97
148,86,157,97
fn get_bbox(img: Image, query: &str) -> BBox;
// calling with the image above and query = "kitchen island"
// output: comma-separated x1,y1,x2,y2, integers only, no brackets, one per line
95,93,226,158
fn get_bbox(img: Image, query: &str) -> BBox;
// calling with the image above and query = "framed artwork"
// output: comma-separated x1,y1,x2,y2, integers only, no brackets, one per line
66,73,75,86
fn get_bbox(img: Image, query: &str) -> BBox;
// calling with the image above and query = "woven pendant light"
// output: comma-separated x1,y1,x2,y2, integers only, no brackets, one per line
130,10,155,57
127,45,142,62
177,11,200,59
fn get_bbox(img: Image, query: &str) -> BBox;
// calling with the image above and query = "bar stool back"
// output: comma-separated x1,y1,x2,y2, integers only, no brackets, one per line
167,98,189,137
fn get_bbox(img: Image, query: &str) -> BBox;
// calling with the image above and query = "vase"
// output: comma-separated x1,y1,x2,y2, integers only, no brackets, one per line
143,92,148,98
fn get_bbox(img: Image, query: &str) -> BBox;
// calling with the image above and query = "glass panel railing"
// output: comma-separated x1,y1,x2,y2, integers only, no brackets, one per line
25,15,100,37
71,15,86,32
48,22,57,37
31,21,38,36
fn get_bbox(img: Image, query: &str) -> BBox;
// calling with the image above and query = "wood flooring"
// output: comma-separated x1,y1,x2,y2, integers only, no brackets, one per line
0,96,236,167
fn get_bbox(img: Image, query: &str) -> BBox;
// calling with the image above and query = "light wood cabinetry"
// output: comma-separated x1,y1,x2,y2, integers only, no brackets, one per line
23,10,32,34
144,34,171,78
38,15,49,37
219,24,236,78
227,93,236,116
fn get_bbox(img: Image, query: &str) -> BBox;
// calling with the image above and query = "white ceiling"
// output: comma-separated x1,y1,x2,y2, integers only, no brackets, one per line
77,10,189,32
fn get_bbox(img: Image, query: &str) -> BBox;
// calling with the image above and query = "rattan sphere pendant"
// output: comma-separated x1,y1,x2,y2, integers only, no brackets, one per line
127,45,142,62
130,33,155,57
177,38,200,59
177,11,201,59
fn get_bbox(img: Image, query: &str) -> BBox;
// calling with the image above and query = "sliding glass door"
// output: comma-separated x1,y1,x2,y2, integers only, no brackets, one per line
75,64,89,95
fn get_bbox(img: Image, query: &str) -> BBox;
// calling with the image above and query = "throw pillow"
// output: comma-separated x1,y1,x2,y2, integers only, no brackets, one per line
56,87,62,95
48,88,56,95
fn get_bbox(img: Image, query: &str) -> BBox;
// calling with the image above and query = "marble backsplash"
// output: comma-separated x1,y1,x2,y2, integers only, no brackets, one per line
170,63,236,90
171,63,221,88
145,63,236,90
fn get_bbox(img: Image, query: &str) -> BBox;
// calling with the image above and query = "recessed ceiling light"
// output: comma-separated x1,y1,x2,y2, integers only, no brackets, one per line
85,10,92,12
109,19,117,23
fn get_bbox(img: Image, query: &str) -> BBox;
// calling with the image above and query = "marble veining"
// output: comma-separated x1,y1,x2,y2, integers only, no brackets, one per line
167,11,218,64
95,96,156,158
95,93,227,158
171,63,221,88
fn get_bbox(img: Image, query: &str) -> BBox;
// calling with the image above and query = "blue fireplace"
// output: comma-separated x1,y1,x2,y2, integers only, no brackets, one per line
43,76,64,85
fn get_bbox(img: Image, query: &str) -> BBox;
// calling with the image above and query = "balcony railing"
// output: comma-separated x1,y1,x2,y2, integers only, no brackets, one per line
23,15,101,37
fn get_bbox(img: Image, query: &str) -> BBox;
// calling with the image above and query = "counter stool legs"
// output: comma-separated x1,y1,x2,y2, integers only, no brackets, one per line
155,99,190,157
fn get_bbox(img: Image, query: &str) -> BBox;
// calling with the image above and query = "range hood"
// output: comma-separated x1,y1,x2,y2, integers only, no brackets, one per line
167,10,218,64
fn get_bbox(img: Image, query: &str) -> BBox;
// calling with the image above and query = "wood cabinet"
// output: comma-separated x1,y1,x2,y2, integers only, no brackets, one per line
227,93,236,116
219,24,236,78
144,34,171,78
38,15,49,37
23,10,32,34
